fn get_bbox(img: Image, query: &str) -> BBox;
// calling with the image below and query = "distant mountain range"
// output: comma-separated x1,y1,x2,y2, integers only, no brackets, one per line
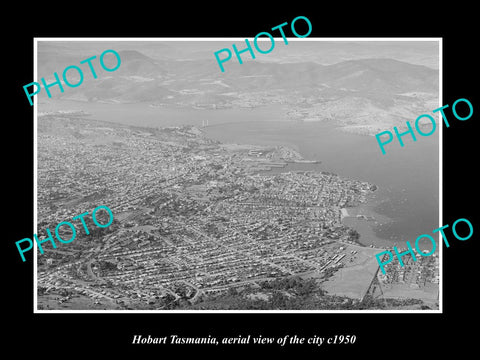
36,48,439,135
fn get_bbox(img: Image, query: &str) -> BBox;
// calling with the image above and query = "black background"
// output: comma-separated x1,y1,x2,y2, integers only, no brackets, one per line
5,4,478,356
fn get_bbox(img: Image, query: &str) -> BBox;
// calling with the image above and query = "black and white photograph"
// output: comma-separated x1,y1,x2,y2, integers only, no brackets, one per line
34,39,441,312
6,6,478,356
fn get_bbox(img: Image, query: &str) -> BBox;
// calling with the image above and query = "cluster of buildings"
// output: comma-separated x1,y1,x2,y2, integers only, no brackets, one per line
36,114,382,309
378,252,439,287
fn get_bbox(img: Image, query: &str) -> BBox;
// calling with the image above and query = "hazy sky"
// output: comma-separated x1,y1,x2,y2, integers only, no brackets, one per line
38,39,440,69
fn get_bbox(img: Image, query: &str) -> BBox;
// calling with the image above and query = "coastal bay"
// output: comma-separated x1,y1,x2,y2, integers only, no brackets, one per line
42,99,439,249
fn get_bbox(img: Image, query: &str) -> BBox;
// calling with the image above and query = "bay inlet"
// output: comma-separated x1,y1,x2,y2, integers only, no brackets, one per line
204,119,439,248
42,100,439,248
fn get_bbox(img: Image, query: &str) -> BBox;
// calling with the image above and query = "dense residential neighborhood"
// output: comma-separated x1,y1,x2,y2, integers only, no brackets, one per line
36,113,437,310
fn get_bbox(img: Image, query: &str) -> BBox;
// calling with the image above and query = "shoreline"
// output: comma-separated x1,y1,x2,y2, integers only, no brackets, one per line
341,189,396,248
252,148,396,249
43,100,406,249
